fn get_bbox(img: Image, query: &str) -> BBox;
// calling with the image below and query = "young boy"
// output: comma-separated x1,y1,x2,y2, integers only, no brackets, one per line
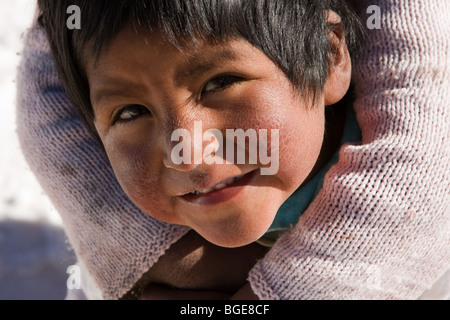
37,0,361,297
18,0,450,299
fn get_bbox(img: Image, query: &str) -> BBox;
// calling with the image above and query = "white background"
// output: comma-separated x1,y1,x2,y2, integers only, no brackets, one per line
0,0,75,300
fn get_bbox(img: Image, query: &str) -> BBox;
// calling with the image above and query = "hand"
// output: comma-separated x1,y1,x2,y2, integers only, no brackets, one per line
141,283,232,300
231,283,259,300
141,282,259,300
137,230,269,294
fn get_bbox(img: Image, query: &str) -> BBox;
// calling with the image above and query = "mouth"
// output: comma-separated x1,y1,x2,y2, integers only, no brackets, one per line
180,170,258,205
187,174,246,196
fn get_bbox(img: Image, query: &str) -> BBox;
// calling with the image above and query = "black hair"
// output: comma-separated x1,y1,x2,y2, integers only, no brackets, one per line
37,0,364,140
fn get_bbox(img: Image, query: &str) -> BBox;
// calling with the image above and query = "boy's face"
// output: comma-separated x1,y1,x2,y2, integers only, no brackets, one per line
86,27,326,247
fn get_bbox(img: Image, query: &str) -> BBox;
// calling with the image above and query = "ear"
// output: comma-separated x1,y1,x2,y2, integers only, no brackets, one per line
323,10,352,106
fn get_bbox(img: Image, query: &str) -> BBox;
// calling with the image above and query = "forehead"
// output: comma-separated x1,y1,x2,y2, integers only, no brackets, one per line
85,26,272,106
88,26,240,76
86,24,233,69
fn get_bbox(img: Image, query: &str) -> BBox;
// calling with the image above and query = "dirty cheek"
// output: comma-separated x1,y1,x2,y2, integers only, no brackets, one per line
243,85,324,190
104,133,171,218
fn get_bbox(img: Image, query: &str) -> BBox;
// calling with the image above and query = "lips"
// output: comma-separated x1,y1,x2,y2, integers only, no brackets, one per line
188,174,246,196
180,170,257,205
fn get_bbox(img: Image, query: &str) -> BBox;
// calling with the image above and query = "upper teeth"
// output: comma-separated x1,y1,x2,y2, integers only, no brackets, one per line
190,174,245,196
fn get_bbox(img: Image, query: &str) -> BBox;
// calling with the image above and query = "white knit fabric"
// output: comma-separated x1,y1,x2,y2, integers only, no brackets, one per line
248,0,450,299
16,24,189,300
16,0,449,300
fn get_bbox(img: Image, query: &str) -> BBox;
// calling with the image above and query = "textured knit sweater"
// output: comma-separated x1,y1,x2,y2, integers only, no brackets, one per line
16,0,450,300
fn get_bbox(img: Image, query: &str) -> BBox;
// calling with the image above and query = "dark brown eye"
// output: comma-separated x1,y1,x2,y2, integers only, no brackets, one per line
202,75,243,95
113,104,150,124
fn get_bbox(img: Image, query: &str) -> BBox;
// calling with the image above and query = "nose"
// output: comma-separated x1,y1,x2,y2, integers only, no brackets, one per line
162,127,200,171
163,117,213,172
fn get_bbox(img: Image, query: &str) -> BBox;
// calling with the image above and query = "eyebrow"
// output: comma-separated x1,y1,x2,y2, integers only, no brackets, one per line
92,79,147,107
174,48,239,86
92,48,239,106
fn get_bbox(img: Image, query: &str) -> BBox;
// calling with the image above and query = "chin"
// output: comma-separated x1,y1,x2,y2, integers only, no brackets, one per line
204,235,262,248
196,220,274,248
200,200,284,248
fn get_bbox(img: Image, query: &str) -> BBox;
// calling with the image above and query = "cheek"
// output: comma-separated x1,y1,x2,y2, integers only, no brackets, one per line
110,143,158,202
103,133,176,222
279,110,325,187
230,85,325,192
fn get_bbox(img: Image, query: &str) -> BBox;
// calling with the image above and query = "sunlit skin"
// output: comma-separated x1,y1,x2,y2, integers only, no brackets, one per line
86,14,351,249
84,10,351,298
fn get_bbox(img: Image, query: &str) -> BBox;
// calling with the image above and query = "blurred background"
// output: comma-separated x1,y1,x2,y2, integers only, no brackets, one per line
0,0,75,299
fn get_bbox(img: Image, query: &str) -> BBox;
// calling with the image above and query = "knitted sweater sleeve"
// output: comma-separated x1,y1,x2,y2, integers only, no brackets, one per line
248,0,450,299
16,19,189,300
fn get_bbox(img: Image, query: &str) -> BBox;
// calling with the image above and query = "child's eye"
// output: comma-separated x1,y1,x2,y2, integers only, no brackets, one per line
113,104,150,124
201,75,243,96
